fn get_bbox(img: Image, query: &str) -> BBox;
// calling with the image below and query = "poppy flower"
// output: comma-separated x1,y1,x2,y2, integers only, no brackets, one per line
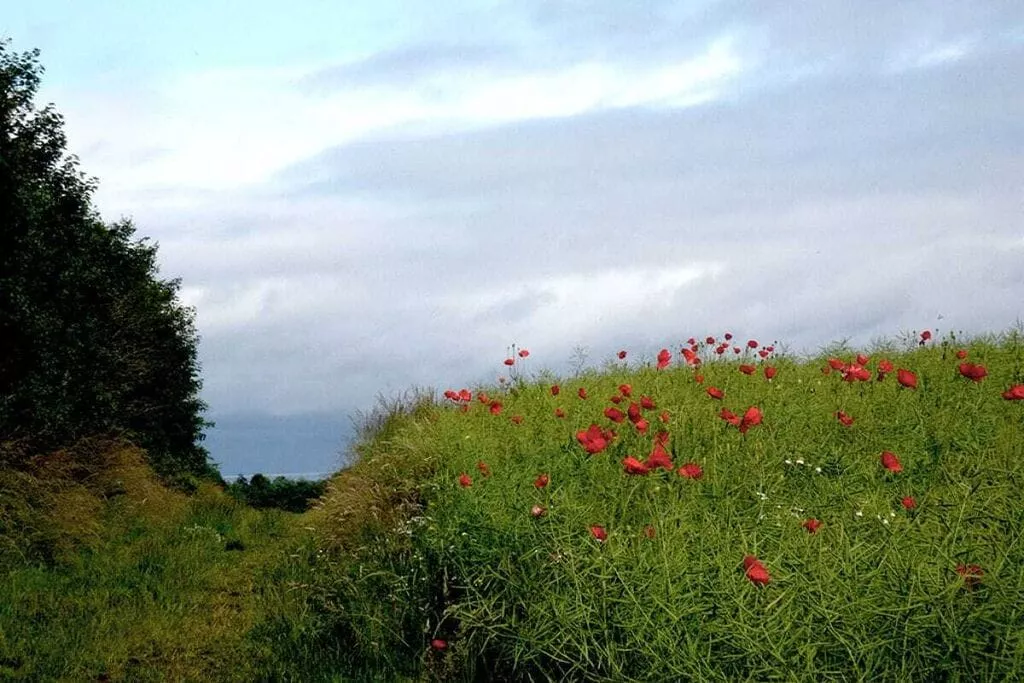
678,462,703,479
956,349,967,359
622,456,650,475
733,347,742,354
518,348,530,358
827,358,846,371
958,363,987,382
478,392,490,404
609,395,622,404
856,353,870,366
576,424,612,454
739,406,763,433
707,387,724,400
706,336,716,345
458,389,472,402
881,451,903,473
764,366,777,380
617,350,627,359
719,408,741,427
747,340,758,349
476,460,491,477
645,443,674,470
431,638,448,650
640,395,656,410
510,415,524,425
743,555,771,586
554,407,566,418
534,473,549,489
618,383,633,397
551,384,560,396
634,417,650,434
901,496,916,510
920,330,932,342
1002,384,1024,400
739,364,756,375
659,410,670,423
758,349,770,359
715,346,727,356
955,563,983,588
531,505,547,518
836,411,854,427
458,473,472,488
489,400,503,415
657,348,672,369
604,407,626,423
590,525,608,542
643,525,656,539
803,518,822,534
655,429,670,446
843,365,871,382
897,369,918,389
578,387,588,399
627,402,642,422
878,359,894,374
681,348,700,366
503,358,515,366
694,374,705,384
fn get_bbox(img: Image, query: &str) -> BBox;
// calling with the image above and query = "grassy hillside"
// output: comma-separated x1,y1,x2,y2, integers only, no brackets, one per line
308,329,1024,681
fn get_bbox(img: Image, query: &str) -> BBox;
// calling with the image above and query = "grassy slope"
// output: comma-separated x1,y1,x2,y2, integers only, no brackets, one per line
311,332,1024,681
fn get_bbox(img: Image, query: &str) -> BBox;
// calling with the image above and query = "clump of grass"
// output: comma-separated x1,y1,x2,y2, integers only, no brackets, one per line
309,330,1024,680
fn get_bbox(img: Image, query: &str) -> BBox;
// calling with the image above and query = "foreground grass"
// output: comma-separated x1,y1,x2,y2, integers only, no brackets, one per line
309,331,1024,681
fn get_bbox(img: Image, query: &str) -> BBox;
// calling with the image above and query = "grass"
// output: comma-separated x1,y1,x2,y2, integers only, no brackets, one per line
2,329,1024,680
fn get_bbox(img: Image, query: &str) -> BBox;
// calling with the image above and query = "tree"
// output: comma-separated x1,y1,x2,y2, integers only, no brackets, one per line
0,40,214,478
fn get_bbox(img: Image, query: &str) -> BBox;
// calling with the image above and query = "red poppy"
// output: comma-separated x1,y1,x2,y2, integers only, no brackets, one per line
897,369,917,389
645,443,674,471
510,415,524,424
958,362,987,382
518,348,530,358
827,358,846,371
739,406,763,433
856,353,870,366
955,563,983,588
443,390,456,401
489,400,503,415
1002,384,1024,400
657,348,672,369
715,346,727,356
706,336,716,345
920,330,932,342
743,555,771,586
758,349,770,359
531,505,546,518
458,473,472,488
707,386,724,400
836,411,854,427
617,350,627,359
659,410,670,423
478,392,490,404
604,407,626,423
694,373,705,384
578,387,588,399
431,638,448,650
733,347,742,354
551,384,560,396
627,402,642,422
458,389,472,402
554,407,566,418
843,365,871,382
901,496,916,510
476,460,491,477
622,456,650,475
640,395,656,410
681,348,700,366
609,395,622,404
634,417,650,433
724,332,733,341
590,525,608,542
534,473,549,489
687,337,697,346
618,383,633,397
643,525,656,539
655,429,670,446
956,349,967,359
739,364,756,375
881,451,903,473
576,424,612,454
764,366,777,380
803,518,822,534
678,462,703,479
719,408,741,427
503,358,515,366
878,359,894,374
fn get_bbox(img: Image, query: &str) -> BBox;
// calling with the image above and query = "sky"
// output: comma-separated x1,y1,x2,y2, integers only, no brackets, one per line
6,1,1023,478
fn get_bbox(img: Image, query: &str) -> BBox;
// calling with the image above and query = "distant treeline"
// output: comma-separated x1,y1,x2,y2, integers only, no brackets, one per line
225,474,327,513
1,41,213,481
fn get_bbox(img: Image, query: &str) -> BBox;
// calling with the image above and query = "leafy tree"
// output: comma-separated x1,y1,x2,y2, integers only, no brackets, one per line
0,40,213,478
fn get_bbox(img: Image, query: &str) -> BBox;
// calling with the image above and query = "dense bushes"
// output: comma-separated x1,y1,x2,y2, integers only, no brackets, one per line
226,474,327,513
0,41,211,478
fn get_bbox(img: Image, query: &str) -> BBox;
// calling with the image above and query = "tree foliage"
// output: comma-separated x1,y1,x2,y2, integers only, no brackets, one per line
226,474,327,513
0,41,213,478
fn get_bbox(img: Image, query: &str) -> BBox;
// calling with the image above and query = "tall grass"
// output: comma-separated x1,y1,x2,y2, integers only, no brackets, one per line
308,331,1024,680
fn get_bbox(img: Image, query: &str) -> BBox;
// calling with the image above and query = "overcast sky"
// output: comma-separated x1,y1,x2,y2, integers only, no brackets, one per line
8,1,1023,477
